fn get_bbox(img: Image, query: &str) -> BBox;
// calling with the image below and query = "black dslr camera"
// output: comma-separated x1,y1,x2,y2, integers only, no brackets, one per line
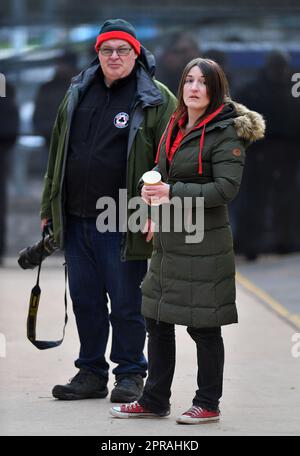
18,222,59,270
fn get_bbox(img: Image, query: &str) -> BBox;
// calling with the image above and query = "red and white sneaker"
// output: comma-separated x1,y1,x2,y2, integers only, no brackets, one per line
176,406,220,424
110,401,170,419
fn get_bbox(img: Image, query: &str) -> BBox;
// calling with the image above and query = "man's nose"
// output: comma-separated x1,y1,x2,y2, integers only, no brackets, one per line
110,50,120,58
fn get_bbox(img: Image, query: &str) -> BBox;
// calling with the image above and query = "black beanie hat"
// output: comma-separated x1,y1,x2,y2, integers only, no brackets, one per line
99,19,137,37
95,19,141,55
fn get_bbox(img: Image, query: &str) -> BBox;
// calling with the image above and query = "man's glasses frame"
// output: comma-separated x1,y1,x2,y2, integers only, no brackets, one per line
99,47,133,57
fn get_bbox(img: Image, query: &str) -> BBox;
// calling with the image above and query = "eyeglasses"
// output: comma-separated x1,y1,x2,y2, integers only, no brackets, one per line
99,47,133,57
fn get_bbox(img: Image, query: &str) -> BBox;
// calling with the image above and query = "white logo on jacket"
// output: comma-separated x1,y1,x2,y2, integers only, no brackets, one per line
114,112,129,128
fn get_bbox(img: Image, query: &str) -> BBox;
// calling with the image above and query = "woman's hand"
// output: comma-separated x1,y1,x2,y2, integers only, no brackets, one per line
141,186,151,205
142,182,170,205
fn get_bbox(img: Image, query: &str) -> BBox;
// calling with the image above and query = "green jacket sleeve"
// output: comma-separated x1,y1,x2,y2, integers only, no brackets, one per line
136,83,176,194
171,127,246,208
153,81,177,151
40,95,67,220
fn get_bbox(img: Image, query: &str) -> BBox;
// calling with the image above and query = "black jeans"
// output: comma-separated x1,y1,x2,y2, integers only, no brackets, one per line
139,318,224,414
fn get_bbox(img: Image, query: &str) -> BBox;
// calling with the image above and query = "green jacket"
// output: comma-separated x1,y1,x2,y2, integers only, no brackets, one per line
40,49,177,259
141,101,265,327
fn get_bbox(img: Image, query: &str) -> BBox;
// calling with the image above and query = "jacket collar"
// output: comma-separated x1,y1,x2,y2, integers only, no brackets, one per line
180,100,266,143
70,53,164,108
135,65,164,108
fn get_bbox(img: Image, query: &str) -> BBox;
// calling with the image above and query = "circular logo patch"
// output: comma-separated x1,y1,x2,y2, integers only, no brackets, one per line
114,112,129,129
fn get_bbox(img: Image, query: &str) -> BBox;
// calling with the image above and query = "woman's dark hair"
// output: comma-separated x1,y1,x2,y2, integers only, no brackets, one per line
174,58,230,127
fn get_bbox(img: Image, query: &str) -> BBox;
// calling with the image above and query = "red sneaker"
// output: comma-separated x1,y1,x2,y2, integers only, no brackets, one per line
110,401,170,419
176,406,220,424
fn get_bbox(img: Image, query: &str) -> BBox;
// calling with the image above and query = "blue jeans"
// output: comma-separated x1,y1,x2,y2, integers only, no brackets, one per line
64,215,148,380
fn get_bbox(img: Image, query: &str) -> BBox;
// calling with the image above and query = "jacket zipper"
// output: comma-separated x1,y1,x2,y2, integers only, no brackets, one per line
168,127,204,176
81,89,110,217
156,216,165,324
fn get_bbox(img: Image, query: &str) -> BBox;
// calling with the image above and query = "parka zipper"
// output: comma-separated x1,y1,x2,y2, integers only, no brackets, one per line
167,128,202,177
156,215,165,324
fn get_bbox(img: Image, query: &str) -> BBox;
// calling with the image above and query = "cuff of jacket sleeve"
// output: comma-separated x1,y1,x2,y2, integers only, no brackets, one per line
40,209,52,220
137,178,144,196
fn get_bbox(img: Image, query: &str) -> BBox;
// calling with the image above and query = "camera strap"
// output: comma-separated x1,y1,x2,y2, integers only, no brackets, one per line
27,232,68,349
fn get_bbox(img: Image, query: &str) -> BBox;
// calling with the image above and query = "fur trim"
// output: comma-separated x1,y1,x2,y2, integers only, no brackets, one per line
232,101,266,142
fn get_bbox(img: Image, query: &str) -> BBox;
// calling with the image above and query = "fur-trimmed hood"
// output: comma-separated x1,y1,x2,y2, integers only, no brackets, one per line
232,100,266,142
155,99,266,175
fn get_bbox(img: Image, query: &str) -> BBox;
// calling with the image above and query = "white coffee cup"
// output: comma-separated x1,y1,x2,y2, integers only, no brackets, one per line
142,170,162,206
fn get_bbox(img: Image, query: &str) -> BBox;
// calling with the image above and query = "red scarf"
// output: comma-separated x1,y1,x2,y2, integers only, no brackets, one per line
155,104,225,174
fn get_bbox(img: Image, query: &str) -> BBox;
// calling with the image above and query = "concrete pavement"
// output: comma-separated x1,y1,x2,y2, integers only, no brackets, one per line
236,253,300,329
1,256,300,436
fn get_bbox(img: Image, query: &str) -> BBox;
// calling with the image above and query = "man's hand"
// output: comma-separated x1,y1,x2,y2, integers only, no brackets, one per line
41,218,49,232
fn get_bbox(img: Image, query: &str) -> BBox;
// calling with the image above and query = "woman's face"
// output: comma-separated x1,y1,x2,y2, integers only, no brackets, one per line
183,65,210,117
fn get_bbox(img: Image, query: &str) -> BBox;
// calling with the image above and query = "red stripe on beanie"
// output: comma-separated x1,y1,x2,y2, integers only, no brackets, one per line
95,31,141,55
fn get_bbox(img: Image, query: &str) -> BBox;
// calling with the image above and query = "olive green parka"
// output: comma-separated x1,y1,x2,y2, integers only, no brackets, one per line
141,101,265,327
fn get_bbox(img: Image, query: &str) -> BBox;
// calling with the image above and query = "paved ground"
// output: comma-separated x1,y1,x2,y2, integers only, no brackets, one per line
6,178,42,258
1,177,300,436
236,253,300,328
0,258,300,436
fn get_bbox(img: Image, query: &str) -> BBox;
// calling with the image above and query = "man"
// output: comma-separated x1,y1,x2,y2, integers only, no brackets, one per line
235,50,300,258
40,19,176,402
156,32,202,94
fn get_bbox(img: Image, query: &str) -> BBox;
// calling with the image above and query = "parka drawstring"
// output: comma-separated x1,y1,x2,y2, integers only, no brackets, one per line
155,104,225,175
198,124,206,175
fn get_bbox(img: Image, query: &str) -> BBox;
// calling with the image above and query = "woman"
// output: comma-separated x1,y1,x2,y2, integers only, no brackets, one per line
110,58,265,424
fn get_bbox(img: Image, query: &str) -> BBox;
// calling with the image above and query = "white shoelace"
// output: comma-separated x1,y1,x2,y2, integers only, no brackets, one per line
127,401,139,411
184,406,203,417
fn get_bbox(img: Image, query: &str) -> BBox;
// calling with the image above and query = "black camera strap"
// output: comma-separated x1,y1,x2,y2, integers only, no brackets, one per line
27,232,68,349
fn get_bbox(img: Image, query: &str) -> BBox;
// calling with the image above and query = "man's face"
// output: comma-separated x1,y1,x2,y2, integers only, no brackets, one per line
98,39,138,85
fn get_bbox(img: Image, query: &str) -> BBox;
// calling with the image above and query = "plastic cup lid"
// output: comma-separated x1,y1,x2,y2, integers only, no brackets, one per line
142,170,162,184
